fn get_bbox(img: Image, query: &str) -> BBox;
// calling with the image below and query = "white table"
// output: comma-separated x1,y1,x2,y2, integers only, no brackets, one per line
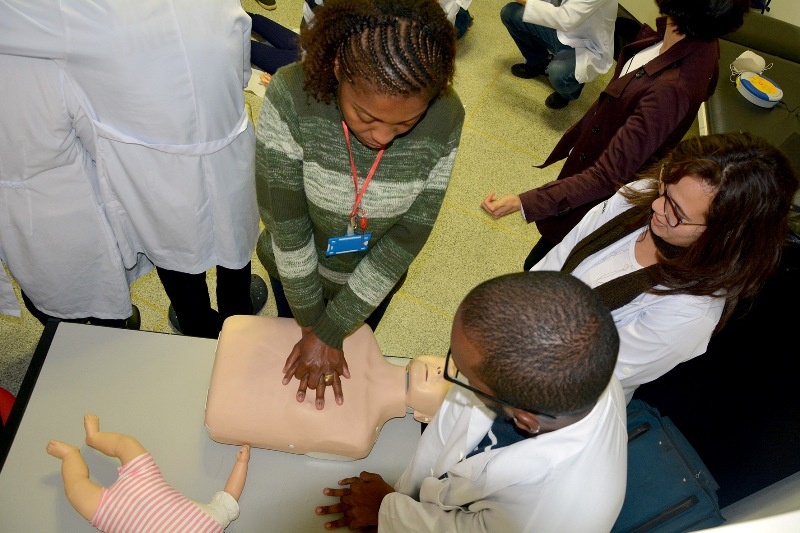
0,322,420,532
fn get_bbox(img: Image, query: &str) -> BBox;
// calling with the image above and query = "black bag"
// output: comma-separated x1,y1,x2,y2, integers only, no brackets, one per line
611,400,724,533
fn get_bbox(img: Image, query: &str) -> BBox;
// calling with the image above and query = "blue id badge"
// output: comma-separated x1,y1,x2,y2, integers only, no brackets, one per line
326,233,371,256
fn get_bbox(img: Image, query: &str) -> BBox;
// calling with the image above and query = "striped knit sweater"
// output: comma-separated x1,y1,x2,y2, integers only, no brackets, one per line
255,62,464,349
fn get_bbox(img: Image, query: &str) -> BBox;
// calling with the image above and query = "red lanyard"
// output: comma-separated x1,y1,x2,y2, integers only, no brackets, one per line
342,121,384,227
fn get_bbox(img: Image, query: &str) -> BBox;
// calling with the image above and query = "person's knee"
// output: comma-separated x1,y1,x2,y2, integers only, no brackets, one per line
546,60,582,99
500,2,523,27
545,57,572,85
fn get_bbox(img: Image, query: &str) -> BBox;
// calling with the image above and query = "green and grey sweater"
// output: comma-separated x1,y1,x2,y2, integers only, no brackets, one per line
255,62,464,349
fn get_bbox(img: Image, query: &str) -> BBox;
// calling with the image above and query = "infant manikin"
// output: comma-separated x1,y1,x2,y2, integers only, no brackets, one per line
205,316,449,460
47,414,250,532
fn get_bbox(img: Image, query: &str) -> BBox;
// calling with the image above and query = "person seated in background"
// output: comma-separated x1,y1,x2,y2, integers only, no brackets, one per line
47,414,250,532
484,0,751,267
0,54,141,330
531,132,798,403
256,0,464,409
206,315,451,459
316,271,627,532
500,0,618,109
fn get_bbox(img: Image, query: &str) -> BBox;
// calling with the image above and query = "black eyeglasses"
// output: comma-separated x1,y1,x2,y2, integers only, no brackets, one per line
443,349,557,419
658,168,707,228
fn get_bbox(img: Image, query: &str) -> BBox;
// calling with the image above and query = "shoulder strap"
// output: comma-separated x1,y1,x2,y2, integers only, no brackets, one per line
561,206,658,311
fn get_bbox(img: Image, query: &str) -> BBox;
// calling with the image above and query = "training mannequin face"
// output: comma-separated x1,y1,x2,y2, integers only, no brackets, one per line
406,356,451,423
334,65,431,149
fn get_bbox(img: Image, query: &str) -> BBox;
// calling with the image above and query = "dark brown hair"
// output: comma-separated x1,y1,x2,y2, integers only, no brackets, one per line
621,132,798,329
656,0,749,40
300,0,457,104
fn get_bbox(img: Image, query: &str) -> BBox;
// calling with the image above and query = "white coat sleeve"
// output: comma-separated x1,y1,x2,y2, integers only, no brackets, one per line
0,0,64,58
523,0,609,32
614,295,723,402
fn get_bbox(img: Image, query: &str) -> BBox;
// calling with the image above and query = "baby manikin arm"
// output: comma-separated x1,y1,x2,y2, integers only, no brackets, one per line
205,316,410,460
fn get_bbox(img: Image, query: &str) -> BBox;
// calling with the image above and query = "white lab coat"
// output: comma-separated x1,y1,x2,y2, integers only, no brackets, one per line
0,55,136,319
0,0,259,276
523,0,618,84
532,180,725,403
380,381,628,532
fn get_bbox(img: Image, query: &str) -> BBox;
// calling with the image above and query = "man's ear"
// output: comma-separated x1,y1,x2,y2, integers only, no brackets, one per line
511,409,540,435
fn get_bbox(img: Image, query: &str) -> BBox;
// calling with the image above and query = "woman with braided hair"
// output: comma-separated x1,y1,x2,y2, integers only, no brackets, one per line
255,0,464,410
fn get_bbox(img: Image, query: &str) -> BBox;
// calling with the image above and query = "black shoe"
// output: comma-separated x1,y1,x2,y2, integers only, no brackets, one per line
125,305,141,330
168,304,181,333
169,275,268,334
545,91,570,109
249,274,268,315
510,59,549,79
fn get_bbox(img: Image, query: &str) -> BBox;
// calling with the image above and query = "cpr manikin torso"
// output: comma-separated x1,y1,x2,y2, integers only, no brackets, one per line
205,316,449,460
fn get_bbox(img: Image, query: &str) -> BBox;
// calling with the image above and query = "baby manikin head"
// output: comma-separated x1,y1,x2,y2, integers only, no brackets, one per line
406,355,451,423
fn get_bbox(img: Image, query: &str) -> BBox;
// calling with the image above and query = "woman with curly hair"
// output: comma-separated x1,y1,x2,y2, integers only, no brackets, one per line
255,0,464,410
531,132,798,403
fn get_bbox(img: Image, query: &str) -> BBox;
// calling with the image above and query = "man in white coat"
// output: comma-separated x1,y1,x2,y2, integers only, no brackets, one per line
501,0,618,108
0,55,142,327
315,271,628,532
0,0,262,339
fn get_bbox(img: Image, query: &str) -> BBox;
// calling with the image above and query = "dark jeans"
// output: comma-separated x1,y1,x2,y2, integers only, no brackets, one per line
21,291,130,329
248,12,301,75
268,272,407,334
523,237,556,271
500,2,583,100
156,262,252,339
454,7,473,39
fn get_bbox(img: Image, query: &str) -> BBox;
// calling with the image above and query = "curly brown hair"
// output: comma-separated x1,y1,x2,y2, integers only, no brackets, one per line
300,0,457,104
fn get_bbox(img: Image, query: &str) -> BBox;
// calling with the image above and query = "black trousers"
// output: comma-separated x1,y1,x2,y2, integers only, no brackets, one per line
156,262,251,339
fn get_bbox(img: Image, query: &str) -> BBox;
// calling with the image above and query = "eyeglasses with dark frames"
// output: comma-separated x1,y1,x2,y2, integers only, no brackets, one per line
443,349,557,419
658,166,707,228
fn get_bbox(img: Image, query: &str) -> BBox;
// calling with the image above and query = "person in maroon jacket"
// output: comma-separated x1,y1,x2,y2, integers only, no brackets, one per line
482,0,750,270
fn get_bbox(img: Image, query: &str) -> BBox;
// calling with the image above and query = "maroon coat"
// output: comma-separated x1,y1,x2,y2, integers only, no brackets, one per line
520,17,720,244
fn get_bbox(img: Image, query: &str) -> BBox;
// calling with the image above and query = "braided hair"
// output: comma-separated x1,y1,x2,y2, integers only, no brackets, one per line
300,0,457,104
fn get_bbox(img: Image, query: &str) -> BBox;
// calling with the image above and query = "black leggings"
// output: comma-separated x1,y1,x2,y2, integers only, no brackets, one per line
156,262,251,339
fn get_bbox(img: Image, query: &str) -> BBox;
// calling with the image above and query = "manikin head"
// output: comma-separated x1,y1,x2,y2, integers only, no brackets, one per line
405,356,451,423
